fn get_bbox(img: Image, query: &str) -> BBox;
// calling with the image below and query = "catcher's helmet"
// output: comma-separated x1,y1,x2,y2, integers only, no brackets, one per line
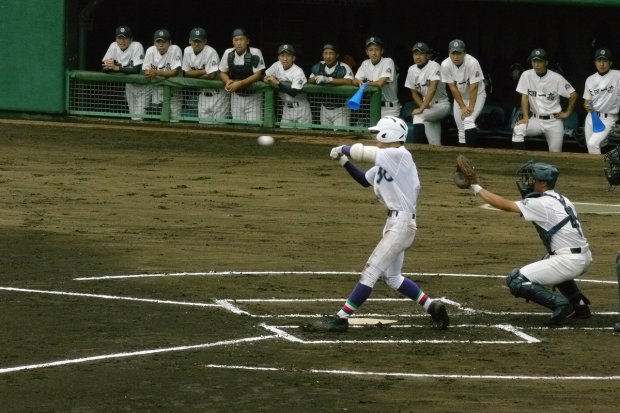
368,116,408,143
604,146,620,190
516,160,559,198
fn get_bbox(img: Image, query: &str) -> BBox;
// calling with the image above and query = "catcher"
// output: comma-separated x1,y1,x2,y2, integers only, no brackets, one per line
454,155,592,325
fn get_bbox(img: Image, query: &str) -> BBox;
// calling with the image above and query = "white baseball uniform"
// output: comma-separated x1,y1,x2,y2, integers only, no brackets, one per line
143,44,184,119
265,61,312,126
404,60,451,145
309,61,355,126
583,69,620,154
440,54,486,143
219,47,266,122
357,146,419,288
182,44,229,122
512,68,576,152
355,57,401,117
516,190,591,285
102,41,146,119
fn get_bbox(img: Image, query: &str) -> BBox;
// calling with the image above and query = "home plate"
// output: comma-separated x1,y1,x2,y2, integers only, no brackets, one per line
348,318,398,325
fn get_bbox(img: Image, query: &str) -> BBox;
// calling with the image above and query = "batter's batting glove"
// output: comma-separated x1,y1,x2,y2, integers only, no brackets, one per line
330,145,344,159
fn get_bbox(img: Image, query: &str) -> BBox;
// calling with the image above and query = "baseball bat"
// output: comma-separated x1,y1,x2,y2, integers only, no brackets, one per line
346,83,368,110
591,111,605,133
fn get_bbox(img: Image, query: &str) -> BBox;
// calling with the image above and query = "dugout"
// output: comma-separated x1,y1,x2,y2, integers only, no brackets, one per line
2,0,620,119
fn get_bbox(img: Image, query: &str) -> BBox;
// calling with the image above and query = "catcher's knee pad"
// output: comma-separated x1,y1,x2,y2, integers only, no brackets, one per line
506,268,528,297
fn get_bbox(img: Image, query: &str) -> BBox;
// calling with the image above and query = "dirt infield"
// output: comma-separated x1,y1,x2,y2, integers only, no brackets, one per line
0,119,619,412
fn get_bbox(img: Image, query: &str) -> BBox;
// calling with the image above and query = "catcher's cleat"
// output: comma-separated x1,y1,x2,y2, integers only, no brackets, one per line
301,315,348,333
570,303,591,319
428,301,449,330
546,303,574,326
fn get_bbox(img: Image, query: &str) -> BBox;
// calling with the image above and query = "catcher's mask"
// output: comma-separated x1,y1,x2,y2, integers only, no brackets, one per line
516,160,559,198
368,116,408,143
604,146,620,190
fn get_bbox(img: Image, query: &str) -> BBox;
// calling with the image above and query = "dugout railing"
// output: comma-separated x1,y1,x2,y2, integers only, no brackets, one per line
66,71,382,132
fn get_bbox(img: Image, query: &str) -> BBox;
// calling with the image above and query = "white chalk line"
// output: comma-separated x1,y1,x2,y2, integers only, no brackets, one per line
205,364,620,381
72,271,617,284
0,335,275,375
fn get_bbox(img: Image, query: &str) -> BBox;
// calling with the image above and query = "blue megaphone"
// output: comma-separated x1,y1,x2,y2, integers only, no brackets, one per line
347,83,368,110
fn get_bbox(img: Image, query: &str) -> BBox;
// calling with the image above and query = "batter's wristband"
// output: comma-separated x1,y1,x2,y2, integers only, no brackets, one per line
471,184,482,194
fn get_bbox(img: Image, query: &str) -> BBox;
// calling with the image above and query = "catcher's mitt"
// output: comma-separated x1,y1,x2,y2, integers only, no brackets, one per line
453,154,479,189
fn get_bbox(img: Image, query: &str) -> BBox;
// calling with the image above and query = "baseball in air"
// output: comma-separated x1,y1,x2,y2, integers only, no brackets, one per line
257,135,275,146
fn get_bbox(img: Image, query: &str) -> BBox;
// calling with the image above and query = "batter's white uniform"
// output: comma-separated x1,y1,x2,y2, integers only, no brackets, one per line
516,190,591,285
440,54,486,144
583,69,620,154
355,57,401,117
405,60,451,145
309,61,355,126
102,41,146,119
512,69,576,152
360,146,418,288
143,44,184,119
265,61,312,126
219,47,266,122
182,44,229,122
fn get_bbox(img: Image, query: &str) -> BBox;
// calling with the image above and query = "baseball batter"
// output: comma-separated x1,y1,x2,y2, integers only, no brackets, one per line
464,161,592,324
263,44,312,127
142,29,183,121
405,41,451,145
511,48,577,152
303,116,450,332
181,27,229,122
354,37,401,117
101,26,146,120
308,43,355,127
440,39,486,147
219,28,266,122
583,48,620,154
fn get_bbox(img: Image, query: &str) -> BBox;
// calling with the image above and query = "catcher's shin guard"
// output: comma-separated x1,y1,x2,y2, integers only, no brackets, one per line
506,269,572,324
554,280,591,319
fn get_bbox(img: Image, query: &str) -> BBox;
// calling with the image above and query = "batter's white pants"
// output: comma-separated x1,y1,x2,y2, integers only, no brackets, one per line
413,100,451,145
512,117,564,152
584,112,618,154
452,95,486,144
520,248,592,286
231,92,263,122
359,213,416,289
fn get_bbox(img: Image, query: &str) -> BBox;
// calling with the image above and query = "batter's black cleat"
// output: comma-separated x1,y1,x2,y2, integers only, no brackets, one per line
301,315,348,333
428,301,449,330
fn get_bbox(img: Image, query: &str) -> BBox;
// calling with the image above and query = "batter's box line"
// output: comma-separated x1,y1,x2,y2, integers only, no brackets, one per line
262,323,540,344
205,363,620,381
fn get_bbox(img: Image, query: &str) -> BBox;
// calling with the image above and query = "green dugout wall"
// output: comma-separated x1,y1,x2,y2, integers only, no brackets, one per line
0,0,66,113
